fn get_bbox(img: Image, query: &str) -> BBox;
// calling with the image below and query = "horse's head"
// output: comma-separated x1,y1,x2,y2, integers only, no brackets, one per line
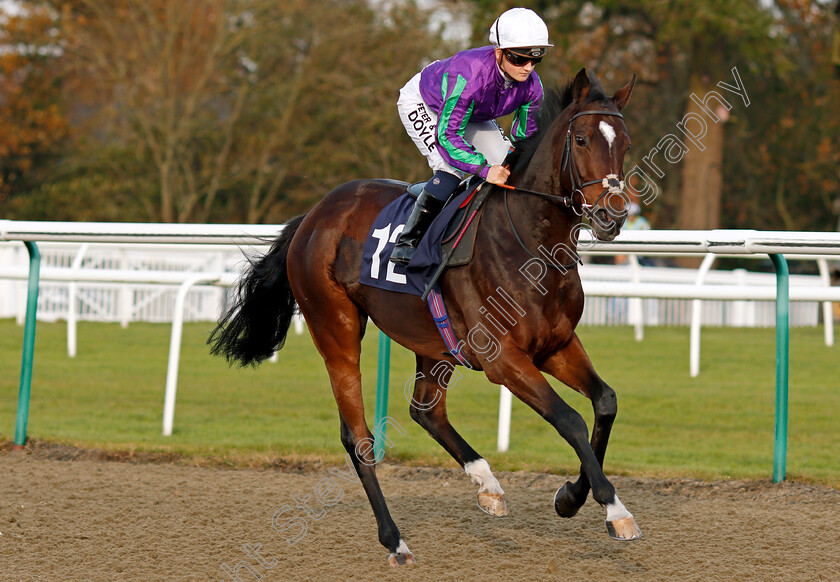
561,69,636,241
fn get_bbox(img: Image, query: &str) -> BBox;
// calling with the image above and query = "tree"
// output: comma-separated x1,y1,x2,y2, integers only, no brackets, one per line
564,1,778,233
8,0,834,230
0,2,68,208
722,2,840,234
19,0,446,223
55,0,306,223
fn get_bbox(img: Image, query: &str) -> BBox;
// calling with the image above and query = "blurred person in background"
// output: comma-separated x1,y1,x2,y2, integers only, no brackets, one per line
614,202,651,266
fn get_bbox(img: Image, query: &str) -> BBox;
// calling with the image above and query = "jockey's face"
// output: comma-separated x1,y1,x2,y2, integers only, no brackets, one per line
495,48,536,83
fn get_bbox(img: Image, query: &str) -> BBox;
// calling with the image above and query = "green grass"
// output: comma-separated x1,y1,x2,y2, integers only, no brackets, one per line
1,319,838,486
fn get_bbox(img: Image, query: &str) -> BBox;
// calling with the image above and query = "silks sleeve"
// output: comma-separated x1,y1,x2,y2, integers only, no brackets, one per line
436,73,489,179
511,80,544,142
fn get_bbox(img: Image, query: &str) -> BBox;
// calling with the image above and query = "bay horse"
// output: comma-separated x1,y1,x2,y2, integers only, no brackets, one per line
210,69,640,565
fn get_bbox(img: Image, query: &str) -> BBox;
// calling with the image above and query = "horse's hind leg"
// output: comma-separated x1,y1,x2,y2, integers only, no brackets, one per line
301,297,414,565
539,333,641,540
408,356,508,516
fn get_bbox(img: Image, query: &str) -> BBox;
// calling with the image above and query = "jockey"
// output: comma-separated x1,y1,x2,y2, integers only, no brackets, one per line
390,7,552,265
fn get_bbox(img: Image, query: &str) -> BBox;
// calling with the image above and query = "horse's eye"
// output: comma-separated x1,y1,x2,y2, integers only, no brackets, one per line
574,135,586,147
627,143,632,151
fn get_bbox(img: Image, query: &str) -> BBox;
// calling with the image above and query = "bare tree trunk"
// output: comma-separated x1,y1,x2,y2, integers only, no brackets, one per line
677,74,726,267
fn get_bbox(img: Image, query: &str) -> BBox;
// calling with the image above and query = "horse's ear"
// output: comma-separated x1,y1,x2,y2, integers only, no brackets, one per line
612,74,637,111
572,68,590,102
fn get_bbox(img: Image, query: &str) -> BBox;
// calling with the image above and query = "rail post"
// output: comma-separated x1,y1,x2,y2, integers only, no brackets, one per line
14,241,41,449
373,330,391,462
769,253,790,483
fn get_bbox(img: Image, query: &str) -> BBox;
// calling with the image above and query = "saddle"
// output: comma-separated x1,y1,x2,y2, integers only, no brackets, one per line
409,176,493,269
359,178,494,297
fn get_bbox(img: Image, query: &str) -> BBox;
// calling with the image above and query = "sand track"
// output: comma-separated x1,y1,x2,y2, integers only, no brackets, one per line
2,442,838,581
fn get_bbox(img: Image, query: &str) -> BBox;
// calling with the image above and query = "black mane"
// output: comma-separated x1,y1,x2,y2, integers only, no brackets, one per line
507,73,608,173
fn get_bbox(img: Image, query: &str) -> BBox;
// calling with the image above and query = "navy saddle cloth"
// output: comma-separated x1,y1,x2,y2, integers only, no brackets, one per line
359,180,482,296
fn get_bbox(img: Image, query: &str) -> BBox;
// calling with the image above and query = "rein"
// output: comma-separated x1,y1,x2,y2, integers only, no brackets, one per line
499,108,626,271
502,189,581,271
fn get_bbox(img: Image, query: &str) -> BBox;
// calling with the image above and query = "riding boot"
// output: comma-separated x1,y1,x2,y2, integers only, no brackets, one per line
389,189,446,266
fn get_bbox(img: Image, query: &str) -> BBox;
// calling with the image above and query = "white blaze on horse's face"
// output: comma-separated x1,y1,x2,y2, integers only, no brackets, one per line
599,120,616,152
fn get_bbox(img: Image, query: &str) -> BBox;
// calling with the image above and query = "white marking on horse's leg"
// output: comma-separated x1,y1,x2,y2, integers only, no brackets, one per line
604,494,642,540
604,494,633,522
388,539,414,565
599,120,616,151
394,539,411,555
464,458,504,495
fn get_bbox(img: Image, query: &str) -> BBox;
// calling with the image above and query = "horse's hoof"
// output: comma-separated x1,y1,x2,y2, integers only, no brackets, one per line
606,516,642,541
388,540,415,566
388,551,416,566
554,481,582,518
477,491,509,517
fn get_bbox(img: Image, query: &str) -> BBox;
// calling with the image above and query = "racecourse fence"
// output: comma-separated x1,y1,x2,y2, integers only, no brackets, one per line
579,260,835,328
1,242,835,329
3,221,840,483
0,242,246,325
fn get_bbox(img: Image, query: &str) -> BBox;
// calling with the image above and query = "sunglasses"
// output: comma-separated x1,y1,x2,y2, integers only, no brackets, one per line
503,50,543,67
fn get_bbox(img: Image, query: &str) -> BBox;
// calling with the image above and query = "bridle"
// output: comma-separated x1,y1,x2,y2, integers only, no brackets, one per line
500,107,628,270
501,108,627,216
560,109,626,221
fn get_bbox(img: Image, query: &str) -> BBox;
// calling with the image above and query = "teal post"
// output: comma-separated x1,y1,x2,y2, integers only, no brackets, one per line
769,254,789,483
14,241,41,449
373,330,391,462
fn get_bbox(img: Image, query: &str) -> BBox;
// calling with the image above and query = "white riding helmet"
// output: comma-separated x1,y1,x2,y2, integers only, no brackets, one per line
489,8,553,56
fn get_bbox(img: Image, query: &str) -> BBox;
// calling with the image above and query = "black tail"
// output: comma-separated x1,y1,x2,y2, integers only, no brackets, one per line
208,214,307,367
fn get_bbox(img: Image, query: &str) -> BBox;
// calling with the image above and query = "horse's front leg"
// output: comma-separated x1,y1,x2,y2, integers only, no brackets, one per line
409,355,508,516
538,334,612,516
538,333,640,540
488,346,641,540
